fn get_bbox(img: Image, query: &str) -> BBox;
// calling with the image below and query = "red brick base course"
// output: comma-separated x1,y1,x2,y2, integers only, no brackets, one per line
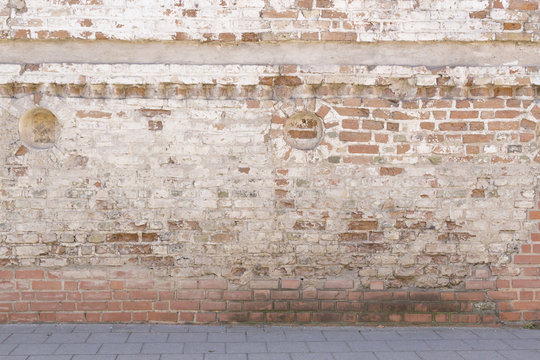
491,190,540,323
0,268,506,325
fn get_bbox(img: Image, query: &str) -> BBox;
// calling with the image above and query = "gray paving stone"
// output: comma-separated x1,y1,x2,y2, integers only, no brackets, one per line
463,339,512,350
98,343,143,354
204,354,247,360
0,344,17,354
226,342,267,353
266,342,309,353
2,325,540,360
34,324,75,333
386,340,431,351
113,324,152,333
502,339,540,349
471,329,517,339
332,353,378,360
290,354,334,360
188,326,227,333
433,329,479,340
11,344,59,355
248,354,292,360
168,332,208,342
150,325,189,333
0,325,35,333
306,341,350,353
506,329,540,339
373,352,422,360
160,355,204,360
322,330,362,341
128,333,168,343
46,332,90,343
227,326,261,333
247,332,287,342
183,342,226,354
416,351,464,360
347,341,391,352
397,330,442,340
141,342,184,354
4,334,49,343
208,332,247,342
425,340,473,351
285,331,325,342
250,327,285,334
73,324,113,332
360,331,402,341
87,332,130,343
457,350,506,360
497,349,540,360
54,343,101,355
321,327,362,332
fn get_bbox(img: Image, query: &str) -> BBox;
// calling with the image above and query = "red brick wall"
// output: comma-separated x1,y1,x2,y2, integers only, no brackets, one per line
0,269,502,325
492,190,540,322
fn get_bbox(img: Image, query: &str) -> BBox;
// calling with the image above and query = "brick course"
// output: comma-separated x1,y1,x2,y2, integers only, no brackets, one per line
0,268,507,325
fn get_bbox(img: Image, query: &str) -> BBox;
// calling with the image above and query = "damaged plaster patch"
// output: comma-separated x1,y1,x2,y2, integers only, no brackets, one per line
5,0,26,28
265,0,289,12
19,107,60,150
284,112,324,150
9,0,26,13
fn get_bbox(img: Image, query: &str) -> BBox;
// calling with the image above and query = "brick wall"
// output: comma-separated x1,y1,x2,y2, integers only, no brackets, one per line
0,268,500,325
493,191,540,322
1,0,540,325
1,0,540,42
0,63,539,324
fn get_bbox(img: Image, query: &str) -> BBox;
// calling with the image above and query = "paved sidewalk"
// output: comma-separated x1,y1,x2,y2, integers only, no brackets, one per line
0,324,539,360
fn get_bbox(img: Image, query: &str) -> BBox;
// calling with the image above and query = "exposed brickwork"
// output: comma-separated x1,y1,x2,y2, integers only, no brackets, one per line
1,0,540,326
0,269,500,325
0,62,539,324
2,0,540,42
488,191,540,322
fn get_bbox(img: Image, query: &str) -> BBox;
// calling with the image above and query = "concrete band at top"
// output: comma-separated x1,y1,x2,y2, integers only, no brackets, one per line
1,41,540,66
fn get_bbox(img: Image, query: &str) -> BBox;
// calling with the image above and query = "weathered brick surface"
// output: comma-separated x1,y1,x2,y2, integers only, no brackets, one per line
0,60,539,324
492,190,540,323
1,0,540,42
0,268,507,325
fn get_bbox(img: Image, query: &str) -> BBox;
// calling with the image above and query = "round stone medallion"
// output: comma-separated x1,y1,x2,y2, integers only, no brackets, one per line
283,111,324,150
19,107,59,149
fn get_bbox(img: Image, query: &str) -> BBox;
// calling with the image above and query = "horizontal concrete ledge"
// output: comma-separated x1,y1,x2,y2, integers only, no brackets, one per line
0,40,539,66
